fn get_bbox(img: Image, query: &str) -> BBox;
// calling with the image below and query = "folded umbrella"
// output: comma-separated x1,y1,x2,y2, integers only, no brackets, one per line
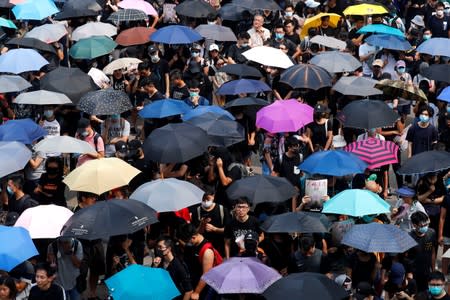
115,26,155,46
78,88,132,115
25,23,67,43
139,99,191,119
118,0,158,16
357,24,404,38
416,37,450,57
261,211,327,233
340,99,399,129
108,9,148,22
242,46,294,69
103,57,142,75
14,90,72,105
6,37,56,54
397,150,450,175
343,3,388,15
0,141,32,178
280,64,332,90
12,0,59,20
309,35,346,50
223,97,269,109
333,76,382,97
421,64,450,83
218,64,262,78
150,25,203,44
175,0,215,18
310,51,361,73
0,17,17,29
0,75,32,93
70,36,117,59
182,105,235,121
0,226,39,272
71,22,117,41
33,136,95,154
344,138,398,169
195,24,237,42
365,34,412,51
232,0,281,11
0,48,49,74
0,119,47,144
301,13,341,38
299,150,368,176
375,79,427,102
216,79,272,95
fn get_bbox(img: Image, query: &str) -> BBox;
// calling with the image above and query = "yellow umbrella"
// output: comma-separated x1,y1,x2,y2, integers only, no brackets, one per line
63,157,141,195
300,13,341,38
343,3,388,16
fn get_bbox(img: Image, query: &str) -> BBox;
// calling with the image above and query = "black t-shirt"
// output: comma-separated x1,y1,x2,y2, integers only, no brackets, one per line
406,122,438,156
407,229,437,275
349,252,377,288
308,120,332,149
226,44,250,64
171,85,190,100
29,283,65,300
149,59,170,93
428,15,450,38
284,32,300,45
37,174,66,206
442,195,450,237
274,153,302,188
224,215,261,257
165,257,193,297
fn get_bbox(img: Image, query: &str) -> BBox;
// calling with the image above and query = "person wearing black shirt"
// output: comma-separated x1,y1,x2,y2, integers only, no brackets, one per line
111,68,130,93
428,2,450,38
226,32,251,64
4,176,38,215
148,45,170,98
29,263,65,300
34,157,66,207
283,19,300,45
170,70,190,100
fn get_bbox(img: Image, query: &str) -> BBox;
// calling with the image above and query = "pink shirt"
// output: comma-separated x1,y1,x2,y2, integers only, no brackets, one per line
76,132,105,167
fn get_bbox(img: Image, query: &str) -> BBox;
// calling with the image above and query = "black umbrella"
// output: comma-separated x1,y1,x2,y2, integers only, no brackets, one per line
60,199,158,240
6,37,56,54
226,175,297,205
280,64,332,90
108,9,148,22
232,0,281,11
397,150,450,175
263,272,349,300
218,4,243,21
261,212,327,233
78,88,133,115
0,0,12,8
143,123,210,163
219,64,262,78
175,0,215,18
421,64,450,83
54,0,100,20
302,211,333,231
223,97,269,109
340,99,399,129
40,67,98,104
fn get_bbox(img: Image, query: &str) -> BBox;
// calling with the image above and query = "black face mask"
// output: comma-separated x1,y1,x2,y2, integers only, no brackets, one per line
47,168,59,175
155,249,164,257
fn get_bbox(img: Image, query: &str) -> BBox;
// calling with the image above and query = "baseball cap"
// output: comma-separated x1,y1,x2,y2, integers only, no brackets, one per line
191,43,202,51
115,141,128,154
148,45,158,54
77,118,90,129
209,43,219,51
397,186,415,198
128,139,142,156
396,60,406,68
334,274,352,293
389,262,406,286
314,103,330,113
445,2,450,9
305,0,320,8
244,231,258,242
354,282,375,300
372,59,384,68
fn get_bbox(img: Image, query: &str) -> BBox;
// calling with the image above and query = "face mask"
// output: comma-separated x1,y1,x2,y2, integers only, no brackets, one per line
436,10,444,17
185,242,193,247
6,186,13,195
202,200,214,209
275,33,284,40
155,249,165,257
423,34,432,40
207,21,216,25
81,131,89,138
417,226,428,233
397,67,405,74
189,91,199,98
150,54,160,63
43,110,53,118
111,114,120,120
241,43,249,48
47,167,58,175
419,114,430,123
429,286,443,296
191,52,200,58
285,11,293,17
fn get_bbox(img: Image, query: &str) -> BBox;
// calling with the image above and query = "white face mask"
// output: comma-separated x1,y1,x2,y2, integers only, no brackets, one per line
201,200,214,209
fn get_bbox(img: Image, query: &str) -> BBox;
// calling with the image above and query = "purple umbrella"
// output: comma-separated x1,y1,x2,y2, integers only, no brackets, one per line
256,99,314,133
201,257,281,294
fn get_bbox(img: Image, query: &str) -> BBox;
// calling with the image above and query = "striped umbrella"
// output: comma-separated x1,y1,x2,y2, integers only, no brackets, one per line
344,138,398,169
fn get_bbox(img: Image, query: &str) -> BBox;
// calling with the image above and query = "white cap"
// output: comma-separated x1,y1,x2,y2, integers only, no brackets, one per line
305,0,320,8
209,43,219,51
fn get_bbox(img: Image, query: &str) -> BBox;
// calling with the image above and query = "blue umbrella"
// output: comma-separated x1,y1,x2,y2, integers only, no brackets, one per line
0,119,47,144
150,25,202,44
357,24,404,38
437,86,450,103
12,0,59,20
138,99,192,119
416,37,450,57
365,34,412,51
322,189,391,217
216,79,272,95
299,150,368,176
0,49,49,74
342,223,418,253
0,225,39,272
105,265,180,299
182,105,235,121
0,141,32,178
0,17,17,29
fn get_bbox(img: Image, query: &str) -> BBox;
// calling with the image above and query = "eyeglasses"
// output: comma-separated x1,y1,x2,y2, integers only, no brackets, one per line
156,246,167,251
236,205,249,210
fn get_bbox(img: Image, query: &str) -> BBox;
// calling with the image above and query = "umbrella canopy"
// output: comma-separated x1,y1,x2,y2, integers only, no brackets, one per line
103,57,142,74
40,67,98,104
202,257,281,294
310,51,361,73
232,0,281,11
0,48,48,74
12,0,59,20
397,150,450,175
115,26,155,46
78,88,132,115
0,75,32,93
0,17,17,29
182,105,235,121
54,0,100,20
365,34,412,51
108,9,148,22
186,112,244,137
0,225,39,272
138,99,191,119
344,138,399,169
25,23,67,43
342,223,418,253
261,211,327,233
242,46,294,69
375,79,427,102
6,37,56,54
438,86,450,102
33,136,95,154
71,22,117,41
175,0,215,18
263,272,348,300
218,3,242,21
309,35,346,50
218,64,262,78
223,97,269,109
416,37,450,57
70,36,117,59
0,119,47,144
280,64,332,90
14,90,72,105
0,141,32,178
216,79,272,95
143,123,210,163
195,24,237,42
118,0,158,16
340,99,399,129
301,13,341,38
421,64,450,83
105,265,180,299
333,76,382,97
226,175,297,205
130,178,204,212
0,0,12,8
299,150,368,176
322,189,391,217
343,3,388,15
150,25,203,44
256,99,313,133
357,24,404,38
61,199,158,240
14,205,73,239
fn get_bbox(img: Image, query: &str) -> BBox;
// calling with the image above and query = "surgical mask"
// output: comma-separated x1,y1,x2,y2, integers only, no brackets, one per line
429,285,443,296
207,21,216,25
241,43,249,48
155,249,165,257
150,54,160,63
417,226,428,233
6,186,13,195
397,67,405,74
111,114,120,120
43,110,53,118
436,10,444,17
423,34,432,40
81,131,89,138
419,114,430,123
285,11,293,17
189,91,199,98
191,52,200,57
275,33,284,40
202,200,214,209
47,167,59,175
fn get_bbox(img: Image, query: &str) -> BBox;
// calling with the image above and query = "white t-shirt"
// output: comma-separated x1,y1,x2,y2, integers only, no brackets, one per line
359,43,377,76
42,119,60,137
101,118,131,156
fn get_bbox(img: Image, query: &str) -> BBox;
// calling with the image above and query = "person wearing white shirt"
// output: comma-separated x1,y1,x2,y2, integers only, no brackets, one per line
247,15,271,47
359,41,377,77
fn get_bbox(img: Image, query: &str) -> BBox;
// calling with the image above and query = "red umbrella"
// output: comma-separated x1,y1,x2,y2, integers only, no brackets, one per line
344,138,398,169
115,27,156,46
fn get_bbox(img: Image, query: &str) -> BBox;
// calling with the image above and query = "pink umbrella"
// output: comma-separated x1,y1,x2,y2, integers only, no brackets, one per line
256,99,314,133
118,0,158,16
344,138,399,169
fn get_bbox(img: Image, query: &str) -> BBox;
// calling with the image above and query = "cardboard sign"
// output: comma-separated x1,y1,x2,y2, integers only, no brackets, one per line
305,179,328,203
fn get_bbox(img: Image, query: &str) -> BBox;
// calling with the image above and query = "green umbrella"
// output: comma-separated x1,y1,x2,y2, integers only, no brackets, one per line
69,35,117,59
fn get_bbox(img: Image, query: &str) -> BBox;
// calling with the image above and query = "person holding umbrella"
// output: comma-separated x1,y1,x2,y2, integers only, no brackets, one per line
75,118,104,167
392,187,426,232
100,113,130,157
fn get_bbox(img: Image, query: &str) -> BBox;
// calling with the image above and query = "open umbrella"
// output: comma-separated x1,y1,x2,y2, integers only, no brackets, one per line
61,199,158,240
12,0,59,20
150,25,203,44
0,17,17,29
301,13,341,38
232,0,281,11
14,90,72,105
357,24,404,38
438,86,450,102
71,22,117,41
342,223,418,253
0,226,38,272
421,64,450,83
256,99,313,133
322,189,391,217
261,211,327,233
14,205,73,239
175,0,215,18
54,0,100,20
6,37,56,54
218,64,262,78
397,150,450,175
186,112,244,137
343,3,388,15
108,9,148,22
0,75,32,93
226,175,297,205
0,119,47,144
202,257,281,294
333,76,382,97
310,51,361,73
344,138,399,169
105,265,180,299
115,26,155,46
0,49,48,74
310,35,346,50
195,24,237,42
25,23,67,44
365,34,412,51
70,36,117,59
280,64,332,90
416,37,450,57
242,46,294,69
300,150,368,176
103,57,142,75
182,105,235,121
340,99,399,129
218,4,242,21
223,97,269,109
138,99,191,119
216,79,272,95
130,178,204,212
0,141,32,178
0,1,12,8
33,136,95,154
118,0,158,16
78,88,132,115
375,79,427,102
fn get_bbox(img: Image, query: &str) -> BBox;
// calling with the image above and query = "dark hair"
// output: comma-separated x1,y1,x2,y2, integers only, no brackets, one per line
410,211,429,225
206,13,217,22
157,235,174,250
177,223,198,242
45,156,63,175
35,262,57,277
0,276,17,298
300,236,315,253
202,184,216,196
141,77,157,87
274,23,284,31
8,176,24,190
188,79,200,90
234,197,252,206
284,19,295,27
137,61,150,71
285,3,294,10
285,136,300,148
429,271,445,282
417,105,433,118
437,1,445,9
237,32,250,40
170,69,183,80
77,191,98,202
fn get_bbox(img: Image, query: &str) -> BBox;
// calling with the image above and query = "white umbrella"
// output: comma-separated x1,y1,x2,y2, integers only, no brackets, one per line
0,75,32,93
88,67,110,88
14,90,72,105
0,141,32,178
33,135,95,154
14,205,74,239
310,35,347,50
25,23,67,43
242,46,294,69
71,22,118,41
103,57,142,75
130,178,204,212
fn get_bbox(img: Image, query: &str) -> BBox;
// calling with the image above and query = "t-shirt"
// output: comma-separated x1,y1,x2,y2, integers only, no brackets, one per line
428,15,450,38
440,195,450,237
165,257,193,297
171,85,190,100
42,119,60,137
308,120,332,149
224,215,261,257
47,240,83,290
407,229,437,276
100,118,130,156
28,283,65,300
37,174,66,206
76,132,105,167
406,122,438,156
274,153,302,188
149,59,170,94
226,44,250,64
359,43,377,76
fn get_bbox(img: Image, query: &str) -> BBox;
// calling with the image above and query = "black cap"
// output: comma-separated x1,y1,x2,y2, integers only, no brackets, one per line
77,118,90,129
115,141,128,153
354,282,375,300
244,231,258,242
128,139,142,156
314,104,330,114
148,45,158,54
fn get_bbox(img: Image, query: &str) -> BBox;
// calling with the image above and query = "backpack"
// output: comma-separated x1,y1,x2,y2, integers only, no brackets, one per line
199,242,223,267
196,204,225,226
93,132,101,152
227,162,251,178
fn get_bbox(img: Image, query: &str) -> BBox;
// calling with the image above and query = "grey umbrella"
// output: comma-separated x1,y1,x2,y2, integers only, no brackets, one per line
310,51,361,73
195,24,237,42
78,88,132,115
332,76,382,96
0,75,32,93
